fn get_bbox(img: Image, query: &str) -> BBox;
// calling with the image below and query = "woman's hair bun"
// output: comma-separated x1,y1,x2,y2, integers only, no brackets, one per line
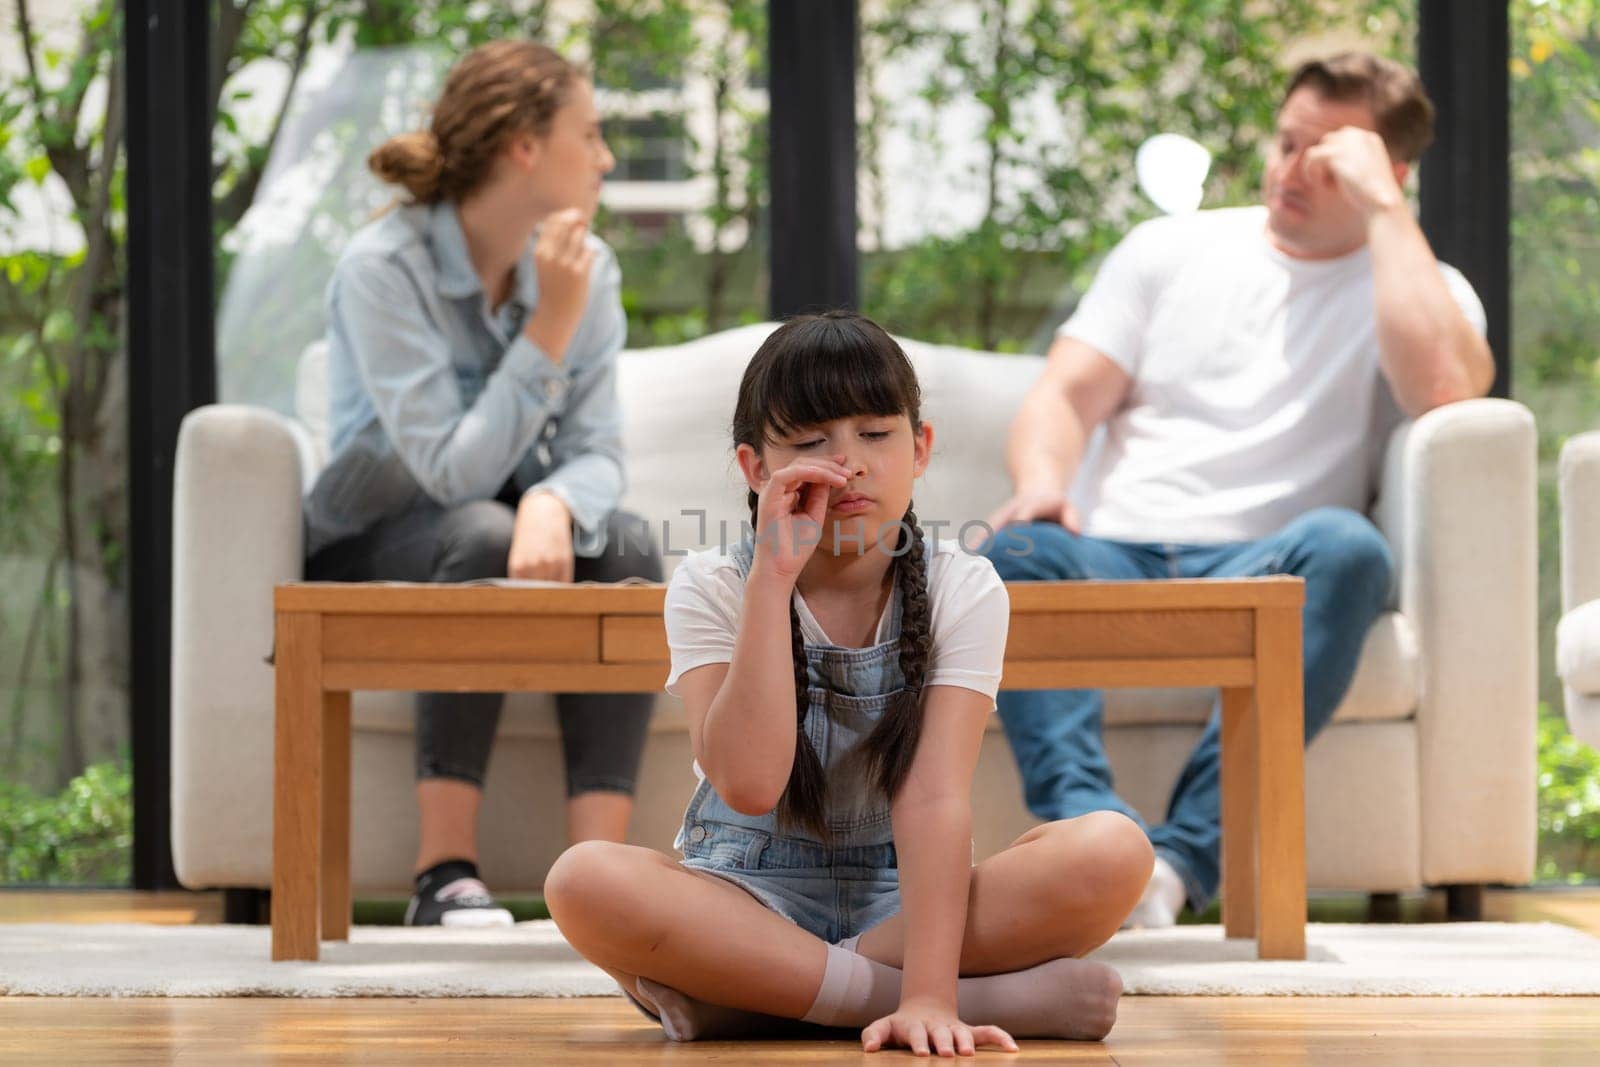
367,130,445,202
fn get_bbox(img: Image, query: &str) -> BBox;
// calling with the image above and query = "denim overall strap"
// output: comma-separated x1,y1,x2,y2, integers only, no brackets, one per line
677,540,914,845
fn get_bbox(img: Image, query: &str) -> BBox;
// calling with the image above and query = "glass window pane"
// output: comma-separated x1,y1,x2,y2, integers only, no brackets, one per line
0,0,131,886
607,114,690,182
1511,0,1600,884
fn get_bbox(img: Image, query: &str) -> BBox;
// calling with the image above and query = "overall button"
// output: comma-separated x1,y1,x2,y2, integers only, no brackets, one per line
688,825,707,843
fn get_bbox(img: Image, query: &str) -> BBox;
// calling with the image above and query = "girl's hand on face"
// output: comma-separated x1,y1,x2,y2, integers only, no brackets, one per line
523,208,595,364
861,1000,1018,1057
751,458,851,583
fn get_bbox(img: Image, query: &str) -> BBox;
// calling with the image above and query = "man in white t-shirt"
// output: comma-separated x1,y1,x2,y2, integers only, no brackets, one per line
983,53,1495,927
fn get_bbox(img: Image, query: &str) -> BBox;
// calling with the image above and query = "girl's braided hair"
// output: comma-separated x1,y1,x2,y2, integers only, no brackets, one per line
731,311,932,839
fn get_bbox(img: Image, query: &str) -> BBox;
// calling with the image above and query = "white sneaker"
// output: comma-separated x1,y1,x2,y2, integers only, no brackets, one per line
1122,855,1186,929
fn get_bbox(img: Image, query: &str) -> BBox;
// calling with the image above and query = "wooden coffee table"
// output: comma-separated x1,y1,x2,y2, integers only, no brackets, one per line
270,577,1305,962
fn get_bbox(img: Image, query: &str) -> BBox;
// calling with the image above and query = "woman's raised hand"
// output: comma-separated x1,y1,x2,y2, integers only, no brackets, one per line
523,208,595,364
750,458,851,583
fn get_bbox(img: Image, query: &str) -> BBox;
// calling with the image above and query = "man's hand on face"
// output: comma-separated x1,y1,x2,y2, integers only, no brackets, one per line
1303,126,1405,220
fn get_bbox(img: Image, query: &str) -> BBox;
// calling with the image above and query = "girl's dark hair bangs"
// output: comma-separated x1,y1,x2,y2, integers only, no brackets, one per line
743,315,921,444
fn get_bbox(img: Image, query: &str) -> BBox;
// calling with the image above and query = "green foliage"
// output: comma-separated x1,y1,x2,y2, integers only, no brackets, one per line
585,0,695,90
859,0,1410,350
583,0,768,331
0,758,132,885
1536,708,1600,882
1511,0,1600,393
1509,3,1600,885
318,0,549,50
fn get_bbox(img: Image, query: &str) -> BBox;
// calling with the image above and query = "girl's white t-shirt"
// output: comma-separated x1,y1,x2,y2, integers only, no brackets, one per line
664,539,1010,703
1060,205,1487,545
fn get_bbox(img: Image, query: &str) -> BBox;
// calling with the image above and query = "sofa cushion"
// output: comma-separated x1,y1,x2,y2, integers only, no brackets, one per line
893,338,1040,540
615,325,773,576
1333,611,1421,722
294,340,332,471
1563,689,1600,750
1557,598,1600,694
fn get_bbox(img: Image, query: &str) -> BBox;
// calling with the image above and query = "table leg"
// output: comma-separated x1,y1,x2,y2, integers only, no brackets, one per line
272,611,323,961
1254,604,1306,960
321,690,352,942
1220,684,1258,940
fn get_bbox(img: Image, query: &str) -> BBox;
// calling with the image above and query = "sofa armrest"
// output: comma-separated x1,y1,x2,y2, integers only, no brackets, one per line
1558,431,1600,747
170,404,308,889
1373,397,1537,886
1559,431,1600,612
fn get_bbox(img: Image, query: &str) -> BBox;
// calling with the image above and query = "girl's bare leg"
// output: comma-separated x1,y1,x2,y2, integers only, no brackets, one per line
544,841,832,1018
546,812,1151,1044
855,811,1153,973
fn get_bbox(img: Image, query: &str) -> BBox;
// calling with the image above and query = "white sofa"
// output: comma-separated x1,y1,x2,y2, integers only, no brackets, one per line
1558,432,1600,749
172,324,1538,907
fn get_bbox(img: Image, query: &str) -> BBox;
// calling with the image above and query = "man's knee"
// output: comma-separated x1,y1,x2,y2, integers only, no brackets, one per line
983,521,1078,581
434,500,515,581
1289,507,1394,604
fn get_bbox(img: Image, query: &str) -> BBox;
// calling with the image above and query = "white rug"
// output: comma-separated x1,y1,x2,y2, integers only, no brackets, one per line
2,921,1597,998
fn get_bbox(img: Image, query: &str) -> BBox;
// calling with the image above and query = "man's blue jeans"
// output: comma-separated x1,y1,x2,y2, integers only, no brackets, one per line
983,507,1394,912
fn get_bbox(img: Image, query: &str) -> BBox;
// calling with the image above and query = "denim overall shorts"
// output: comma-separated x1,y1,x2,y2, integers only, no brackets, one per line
677,539,910,945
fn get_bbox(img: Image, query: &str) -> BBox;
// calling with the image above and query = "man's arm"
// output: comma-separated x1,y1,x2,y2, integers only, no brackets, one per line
1309,127,1495,416
987,335,1131,531
1367,203,1495,413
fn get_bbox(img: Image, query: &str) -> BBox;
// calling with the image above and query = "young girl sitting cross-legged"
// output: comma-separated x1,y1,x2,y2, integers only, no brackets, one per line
545,311,1153,1055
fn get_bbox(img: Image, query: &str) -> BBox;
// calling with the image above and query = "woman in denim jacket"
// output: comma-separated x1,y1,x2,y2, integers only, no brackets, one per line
303,40,660,928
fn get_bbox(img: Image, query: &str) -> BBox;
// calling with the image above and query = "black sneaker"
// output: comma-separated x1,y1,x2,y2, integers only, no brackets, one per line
405,860,514,928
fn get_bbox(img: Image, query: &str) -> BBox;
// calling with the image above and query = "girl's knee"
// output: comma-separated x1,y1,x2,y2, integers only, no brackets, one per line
1079,812,1155,895
1042,812,1153,908
545,840,634,928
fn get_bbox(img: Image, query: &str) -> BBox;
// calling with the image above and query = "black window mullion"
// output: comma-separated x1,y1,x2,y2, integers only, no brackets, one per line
1418,0,1511,397
124,0,216,890
768,0,858,318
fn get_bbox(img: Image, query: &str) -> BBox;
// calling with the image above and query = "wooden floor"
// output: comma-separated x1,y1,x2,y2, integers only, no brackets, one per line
3,888,1598,1064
